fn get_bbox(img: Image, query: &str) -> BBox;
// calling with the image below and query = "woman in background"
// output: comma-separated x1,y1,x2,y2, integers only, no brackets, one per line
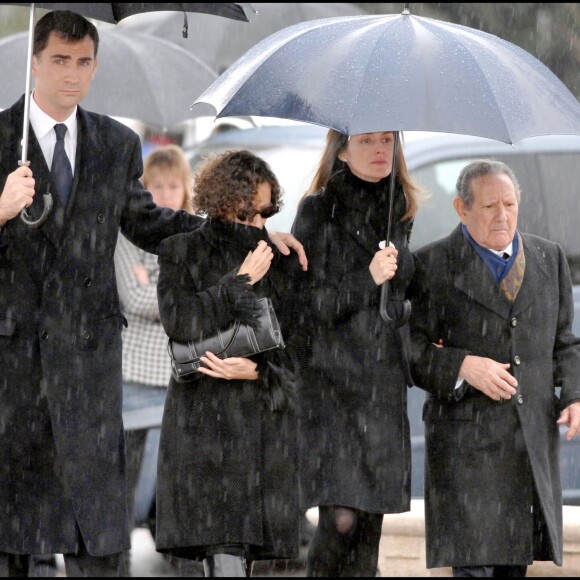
114,144,200,576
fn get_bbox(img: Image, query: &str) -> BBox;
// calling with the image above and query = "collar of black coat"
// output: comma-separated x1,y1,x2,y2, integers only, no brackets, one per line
446,224,546,318
205,217,270,252
327,168,406,223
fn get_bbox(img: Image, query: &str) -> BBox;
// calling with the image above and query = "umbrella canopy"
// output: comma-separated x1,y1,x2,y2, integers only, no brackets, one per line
118,2,363,74
195,11,580,144
6,3,253,24
0,27,218,129
194,7,580,324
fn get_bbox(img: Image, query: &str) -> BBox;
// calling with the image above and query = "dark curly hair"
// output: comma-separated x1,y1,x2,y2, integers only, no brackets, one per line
193,150,283,219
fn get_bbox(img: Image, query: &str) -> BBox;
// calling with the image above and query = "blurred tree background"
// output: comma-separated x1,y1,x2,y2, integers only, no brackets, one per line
356,3,579,98
1,3,578,98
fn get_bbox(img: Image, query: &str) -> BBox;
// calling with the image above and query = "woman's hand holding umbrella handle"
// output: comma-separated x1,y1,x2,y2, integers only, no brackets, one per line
370,243,398,285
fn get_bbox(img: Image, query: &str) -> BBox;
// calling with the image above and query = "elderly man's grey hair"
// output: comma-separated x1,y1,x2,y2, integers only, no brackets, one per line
456,159,521,209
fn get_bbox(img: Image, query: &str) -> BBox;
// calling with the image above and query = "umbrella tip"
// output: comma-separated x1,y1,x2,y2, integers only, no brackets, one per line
402,3,411,15
182,12,188,39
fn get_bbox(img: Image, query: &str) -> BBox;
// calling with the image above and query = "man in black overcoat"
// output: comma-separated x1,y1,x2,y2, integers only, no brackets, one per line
0,10,304,577
408,159,580,577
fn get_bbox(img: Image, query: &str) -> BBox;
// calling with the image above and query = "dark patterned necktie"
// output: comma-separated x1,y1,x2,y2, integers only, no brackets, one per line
502,252,510,260
51,123,73,206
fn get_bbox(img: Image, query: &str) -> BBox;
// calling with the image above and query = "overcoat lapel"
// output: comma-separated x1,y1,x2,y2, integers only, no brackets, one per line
61,108,102,228
449,226,547,319
65,106,102,216
449,226,512,319
27,134,69,242
510,235,551,316
47,108,106,281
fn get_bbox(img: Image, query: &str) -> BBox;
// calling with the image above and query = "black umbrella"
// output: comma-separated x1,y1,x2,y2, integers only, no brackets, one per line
8,3,252,30
194,4,580,324
3,2,253,227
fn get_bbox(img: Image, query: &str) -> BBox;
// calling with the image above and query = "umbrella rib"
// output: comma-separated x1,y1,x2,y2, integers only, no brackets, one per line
428,20,515,143
201,15,373,124
351,16,402,135
196,10,580,141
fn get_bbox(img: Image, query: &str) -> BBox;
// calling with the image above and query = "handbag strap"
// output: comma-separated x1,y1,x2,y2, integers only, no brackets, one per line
213,319,241,356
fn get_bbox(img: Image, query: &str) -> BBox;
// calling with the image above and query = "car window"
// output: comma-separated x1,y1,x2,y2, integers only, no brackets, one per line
409,150,580,286
536,153,580,268
409,159,465,251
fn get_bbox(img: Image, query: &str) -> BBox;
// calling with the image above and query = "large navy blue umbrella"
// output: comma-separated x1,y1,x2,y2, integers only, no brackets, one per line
195,7,580,142
194,5,580,323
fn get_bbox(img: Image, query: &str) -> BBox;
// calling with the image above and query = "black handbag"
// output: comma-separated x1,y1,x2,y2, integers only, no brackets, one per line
167,297,285,382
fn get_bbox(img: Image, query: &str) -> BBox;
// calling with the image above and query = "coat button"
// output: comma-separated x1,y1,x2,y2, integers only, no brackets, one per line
41,330,49,340
517,394,524,405
510,317,517,327
82,330,90,340
97,213,105,223
513,355,521,366
84,277,92,287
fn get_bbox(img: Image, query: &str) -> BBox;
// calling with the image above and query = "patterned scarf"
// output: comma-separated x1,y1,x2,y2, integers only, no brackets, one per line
461,225,525,301
500,232,525,302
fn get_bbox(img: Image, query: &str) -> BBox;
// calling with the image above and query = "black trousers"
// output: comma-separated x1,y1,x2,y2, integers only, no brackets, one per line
452,565,528,577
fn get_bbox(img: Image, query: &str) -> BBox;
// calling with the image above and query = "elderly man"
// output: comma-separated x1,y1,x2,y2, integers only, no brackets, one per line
408,159,580,577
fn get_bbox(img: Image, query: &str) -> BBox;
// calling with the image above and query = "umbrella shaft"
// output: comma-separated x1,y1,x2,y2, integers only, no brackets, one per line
21,3,35,164
385,132,399,246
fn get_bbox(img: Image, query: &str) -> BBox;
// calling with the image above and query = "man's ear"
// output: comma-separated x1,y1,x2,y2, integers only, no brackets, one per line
453,197,467,223
91,57,98,80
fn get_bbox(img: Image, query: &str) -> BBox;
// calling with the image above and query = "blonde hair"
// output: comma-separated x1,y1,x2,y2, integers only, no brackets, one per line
304,130,426,221
142,144,194,213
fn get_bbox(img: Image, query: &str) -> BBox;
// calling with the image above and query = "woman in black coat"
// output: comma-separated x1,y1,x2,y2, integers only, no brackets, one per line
291,130,424,576
155,150,307,577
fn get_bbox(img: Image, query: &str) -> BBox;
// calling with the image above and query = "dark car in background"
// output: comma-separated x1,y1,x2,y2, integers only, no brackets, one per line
186,122,580,504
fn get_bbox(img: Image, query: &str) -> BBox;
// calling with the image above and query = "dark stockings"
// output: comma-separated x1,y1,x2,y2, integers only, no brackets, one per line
306,506,383,577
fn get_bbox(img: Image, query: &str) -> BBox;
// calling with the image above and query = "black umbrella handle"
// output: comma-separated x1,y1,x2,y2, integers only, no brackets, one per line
379,132,411,326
